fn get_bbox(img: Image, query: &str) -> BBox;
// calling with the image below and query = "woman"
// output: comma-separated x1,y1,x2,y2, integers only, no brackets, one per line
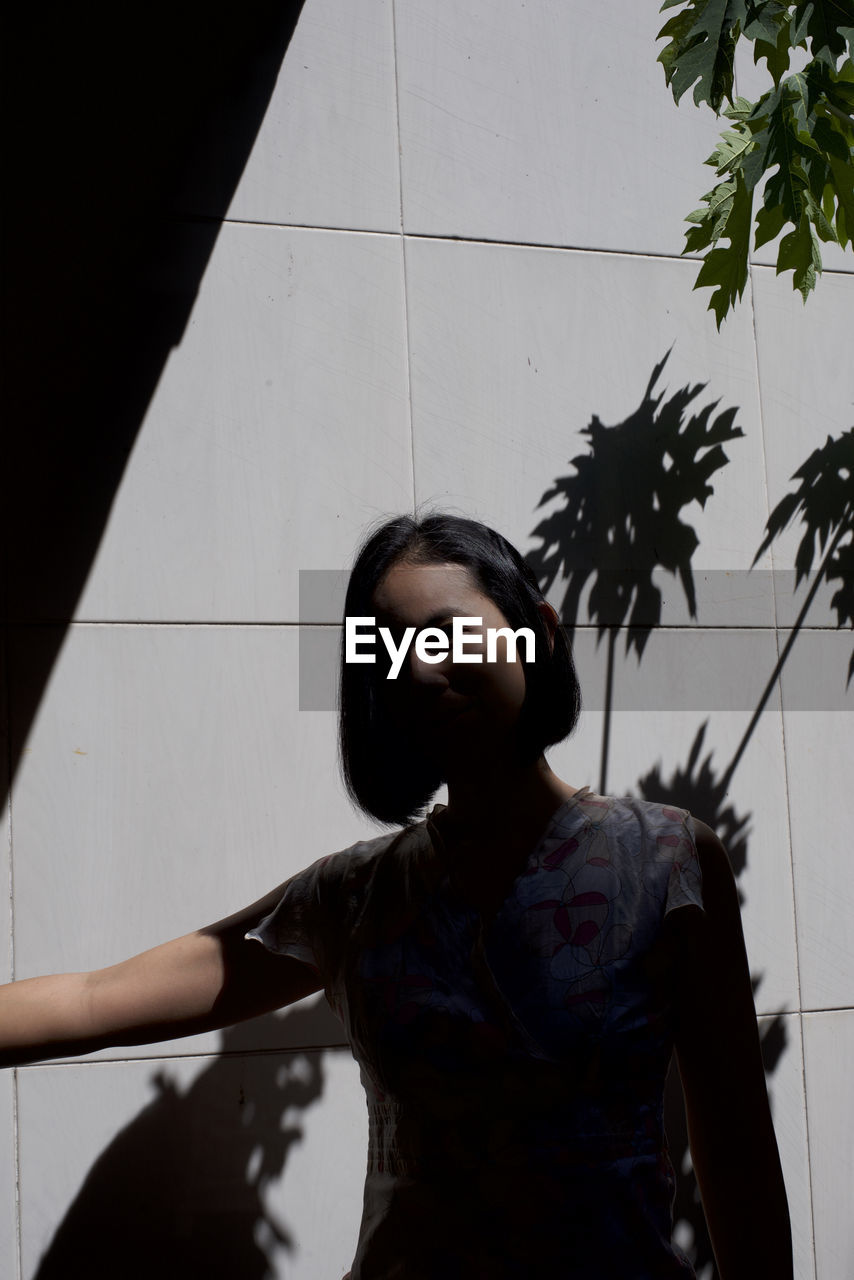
1,513,791,1278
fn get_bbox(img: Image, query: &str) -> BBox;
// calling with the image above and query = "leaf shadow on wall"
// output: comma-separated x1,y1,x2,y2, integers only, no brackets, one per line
2,0,306,805
525,349,744,795
33,1000,347,1280
526,358,786,1278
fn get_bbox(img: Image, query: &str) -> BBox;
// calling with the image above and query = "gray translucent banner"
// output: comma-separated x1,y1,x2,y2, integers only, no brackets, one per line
298,570,853,712
299,567,849,627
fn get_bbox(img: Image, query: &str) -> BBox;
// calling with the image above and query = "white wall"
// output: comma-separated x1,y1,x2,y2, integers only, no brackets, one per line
4,2,852,1277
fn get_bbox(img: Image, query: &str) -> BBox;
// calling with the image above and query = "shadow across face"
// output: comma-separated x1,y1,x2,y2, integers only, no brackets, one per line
370,561,532,769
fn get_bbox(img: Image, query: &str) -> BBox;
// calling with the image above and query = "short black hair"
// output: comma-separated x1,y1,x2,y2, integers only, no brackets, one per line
338,511,582,826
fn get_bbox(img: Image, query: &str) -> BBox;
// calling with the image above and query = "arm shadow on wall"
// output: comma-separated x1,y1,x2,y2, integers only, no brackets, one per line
525,353,848,1276
32,999,347,1280
2,0,307,807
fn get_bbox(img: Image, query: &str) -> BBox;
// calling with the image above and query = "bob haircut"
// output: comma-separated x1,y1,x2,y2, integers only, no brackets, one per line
339,512,582,826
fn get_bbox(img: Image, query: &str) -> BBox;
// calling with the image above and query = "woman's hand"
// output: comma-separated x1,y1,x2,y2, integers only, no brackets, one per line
670,820,793,1280
0,884,323,1068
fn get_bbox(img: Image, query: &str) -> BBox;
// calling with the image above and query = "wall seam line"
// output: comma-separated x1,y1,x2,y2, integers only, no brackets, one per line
212,216,854,276
390,0,417,514
748,259,816,1277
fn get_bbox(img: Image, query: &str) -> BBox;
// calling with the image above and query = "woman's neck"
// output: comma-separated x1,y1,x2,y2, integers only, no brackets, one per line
439,755,582,842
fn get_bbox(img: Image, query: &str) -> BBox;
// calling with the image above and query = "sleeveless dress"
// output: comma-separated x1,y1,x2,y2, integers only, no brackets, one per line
246,789,705,1279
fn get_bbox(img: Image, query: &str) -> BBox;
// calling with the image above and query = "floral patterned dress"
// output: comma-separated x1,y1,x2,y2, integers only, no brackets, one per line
247,788,705,1278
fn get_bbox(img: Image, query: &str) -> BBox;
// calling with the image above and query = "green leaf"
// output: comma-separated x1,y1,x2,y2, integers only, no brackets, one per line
657,0,737,110
660,0,854,317
822,181,836,223
658,3,706,89
755,95,816,225
829,153,854,245
754,33,791,83
750,3,795,82
741,0,789,44
788,68,823,140
812,112,851,162
804,187,838,240
724,94,758,121
792,0,852,66
685,175,748,253
740,84,785,190
684,179,743,250
691,171,753,325
754,200,788,246
789,3,812,48
830,54,854,105
801,149,832,202
776,212,822,299
711,125,757,170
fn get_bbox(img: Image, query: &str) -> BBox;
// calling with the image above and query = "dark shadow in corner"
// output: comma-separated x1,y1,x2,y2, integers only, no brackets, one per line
33,999,347,1280
2,0,307,805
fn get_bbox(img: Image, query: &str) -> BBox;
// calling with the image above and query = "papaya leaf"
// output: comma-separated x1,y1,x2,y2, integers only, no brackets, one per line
658,1,853,319
724,94,759,121
804,188,838,240
657,0,737,110
693,246,746,324
753,5,795,81
690,170,753,326
812,111,851,162
754,199,788,245
792,0,852,64
789,2,814,48
760,96,815,225
711,125,758,170
776,211,822,300
685,179,742,250
740,84,785,189
741,0,790,44
788,67,823,139
829,152,854,244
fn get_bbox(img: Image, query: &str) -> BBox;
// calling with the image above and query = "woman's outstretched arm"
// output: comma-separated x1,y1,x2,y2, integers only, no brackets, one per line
670,820,793,1280
0,884,323,1068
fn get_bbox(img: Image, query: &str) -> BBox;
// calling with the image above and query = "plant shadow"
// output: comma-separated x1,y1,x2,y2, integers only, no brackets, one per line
526,358,796,1276
32,999,345,1280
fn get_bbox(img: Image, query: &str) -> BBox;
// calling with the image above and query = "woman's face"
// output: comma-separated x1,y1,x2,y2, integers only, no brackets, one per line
369,559,538,766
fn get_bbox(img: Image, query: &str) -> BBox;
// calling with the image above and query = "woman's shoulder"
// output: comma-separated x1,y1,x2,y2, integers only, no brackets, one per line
246,821,433,964
598,797,725,881
601,791,691,824
572,791,705,919
301,817,434,896
574,790,696,845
